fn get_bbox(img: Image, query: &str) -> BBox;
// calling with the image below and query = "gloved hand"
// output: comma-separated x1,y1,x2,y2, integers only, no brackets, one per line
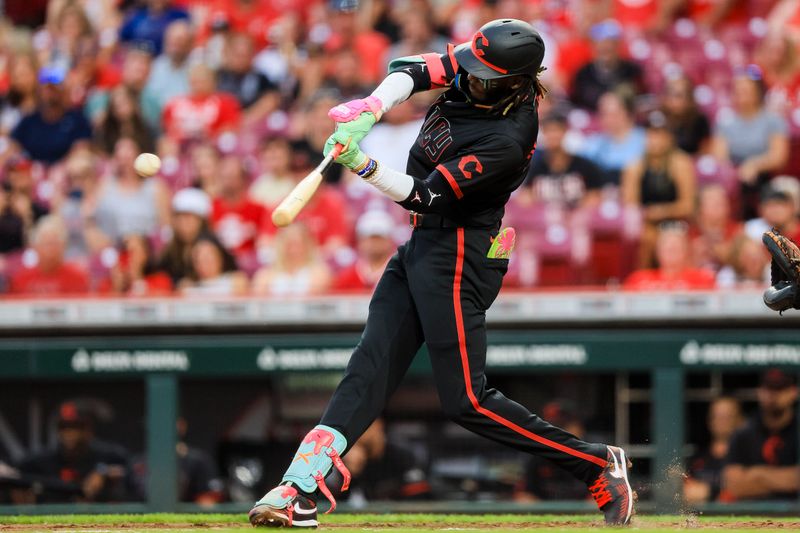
327,96,383,147
763,229,800,313
323,132,367,171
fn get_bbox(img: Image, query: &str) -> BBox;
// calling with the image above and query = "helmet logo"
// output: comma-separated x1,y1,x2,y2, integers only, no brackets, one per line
473,32,489,57
469,30,508,74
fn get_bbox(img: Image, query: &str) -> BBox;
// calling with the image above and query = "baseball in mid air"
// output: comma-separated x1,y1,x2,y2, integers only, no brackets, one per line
134,153,161,177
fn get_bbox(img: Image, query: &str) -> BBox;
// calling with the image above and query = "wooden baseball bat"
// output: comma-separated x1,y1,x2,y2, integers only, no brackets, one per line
271,143,344,227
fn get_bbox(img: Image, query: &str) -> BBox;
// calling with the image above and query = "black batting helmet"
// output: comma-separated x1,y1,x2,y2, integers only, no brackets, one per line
453,19,545,80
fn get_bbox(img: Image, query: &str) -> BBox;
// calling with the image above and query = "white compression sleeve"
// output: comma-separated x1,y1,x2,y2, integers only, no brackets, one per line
371,72,415,114
363,161,415,202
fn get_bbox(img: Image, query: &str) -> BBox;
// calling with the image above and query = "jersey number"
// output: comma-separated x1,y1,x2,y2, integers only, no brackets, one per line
420,107,453,162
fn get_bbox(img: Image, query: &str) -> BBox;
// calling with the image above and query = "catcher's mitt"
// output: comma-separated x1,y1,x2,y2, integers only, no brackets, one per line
763,229,800,285
762,229,800,312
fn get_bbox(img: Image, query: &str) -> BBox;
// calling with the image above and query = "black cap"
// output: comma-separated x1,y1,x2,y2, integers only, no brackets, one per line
57,402,92,429
760,369,796,390
453,19,545,80
760,184,793,204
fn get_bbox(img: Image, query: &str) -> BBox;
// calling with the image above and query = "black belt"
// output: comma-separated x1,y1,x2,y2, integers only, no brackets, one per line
410,212,461,229
409,212,498,230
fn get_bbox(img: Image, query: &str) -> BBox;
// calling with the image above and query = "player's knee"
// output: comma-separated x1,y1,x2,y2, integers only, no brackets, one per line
439,392,475,421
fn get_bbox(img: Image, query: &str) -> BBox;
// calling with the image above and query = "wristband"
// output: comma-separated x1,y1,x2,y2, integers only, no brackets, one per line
356,158,378,179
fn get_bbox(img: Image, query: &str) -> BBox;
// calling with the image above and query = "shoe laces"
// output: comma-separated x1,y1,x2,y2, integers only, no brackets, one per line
589,474,613,508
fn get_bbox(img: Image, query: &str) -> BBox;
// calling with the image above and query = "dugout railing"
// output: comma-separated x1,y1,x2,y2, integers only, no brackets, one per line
0,289,798,515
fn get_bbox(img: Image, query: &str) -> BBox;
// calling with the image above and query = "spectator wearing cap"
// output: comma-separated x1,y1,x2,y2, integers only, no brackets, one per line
92,137,170,245
623,223,716,290
144,20,194,112
622,110,696,268
216,32,280,125
580,88,646,184
744,182,800,244
722,370,799,501
179,235,248,297
334,211,397,292
690,184,742,273
0,157,49,255
119,0,189,56
570,20,643,111
12,402,132,503
9,215,90,295
0,54,39,137
162,63,241,143
523,111,604,211
660,75,711,155
684,397,744,504
711,65,789,219
252,223,332,297
210,156,274,269
159,188,214,284
10,66,92,165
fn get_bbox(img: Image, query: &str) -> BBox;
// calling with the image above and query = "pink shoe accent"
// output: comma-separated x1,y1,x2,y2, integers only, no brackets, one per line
328,96,383,122
279,486,298,499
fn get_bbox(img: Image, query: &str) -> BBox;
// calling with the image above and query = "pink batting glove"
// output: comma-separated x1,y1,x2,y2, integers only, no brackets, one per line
328,95,384,123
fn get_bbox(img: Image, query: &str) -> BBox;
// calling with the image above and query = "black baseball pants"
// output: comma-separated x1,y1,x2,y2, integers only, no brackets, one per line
320,225,608,484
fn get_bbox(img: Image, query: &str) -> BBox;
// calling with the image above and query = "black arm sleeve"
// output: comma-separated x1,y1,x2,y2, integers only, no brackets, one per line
389,46,458,96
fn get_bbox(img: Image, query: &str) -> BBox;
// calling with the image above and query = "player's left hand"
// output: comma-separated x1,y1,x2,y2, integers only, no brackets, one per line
324,132,368,171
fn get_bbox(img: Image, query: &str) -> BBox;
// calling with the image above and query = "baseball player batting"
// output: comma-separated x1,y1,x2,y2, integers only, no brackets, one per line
249,19,634,528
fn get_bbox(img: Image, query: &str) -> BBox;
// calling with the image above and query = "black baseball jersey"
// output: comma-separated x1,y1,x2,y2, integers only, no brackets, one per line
391,51,539,227
726,414,798,499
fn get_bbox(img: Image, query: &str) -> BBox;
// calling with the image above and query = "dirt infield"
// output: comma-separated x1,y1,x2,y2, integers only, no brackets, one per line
1,514,800,532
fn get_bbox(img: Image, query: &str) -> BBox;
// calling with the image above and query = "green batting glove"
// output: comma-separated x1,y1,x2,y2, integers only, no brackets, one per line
323,130,368,171
333,112,376,146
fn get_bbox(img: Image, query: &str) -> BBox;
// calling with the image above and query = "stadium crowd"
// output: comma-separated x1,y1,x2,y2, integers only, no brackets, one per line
1,0,800,296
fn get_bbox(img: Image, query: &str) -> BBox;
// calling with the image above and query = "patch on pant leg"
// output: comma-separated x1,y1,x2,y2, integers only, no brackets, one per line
487,227,516,259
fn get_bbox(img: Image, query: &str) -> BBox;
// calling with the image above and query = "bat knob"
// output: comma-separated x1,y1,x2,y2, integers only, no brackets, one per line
271,210,293,227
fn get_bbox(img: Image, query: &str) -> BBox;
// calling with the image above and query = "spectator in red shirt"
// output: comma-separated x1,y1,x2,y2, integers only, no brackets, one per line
162,64,241,143
690,184,743,272
334,210,396,292
107,234,172,296
324,8,390,85
10,215,89,295
210,156,272,268
624,223,716,290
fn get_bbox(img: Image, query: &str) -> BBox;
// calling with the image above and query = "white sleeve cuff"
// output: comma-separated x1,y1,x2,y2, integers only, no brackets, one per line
371,72,415,114
363,161,414,202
